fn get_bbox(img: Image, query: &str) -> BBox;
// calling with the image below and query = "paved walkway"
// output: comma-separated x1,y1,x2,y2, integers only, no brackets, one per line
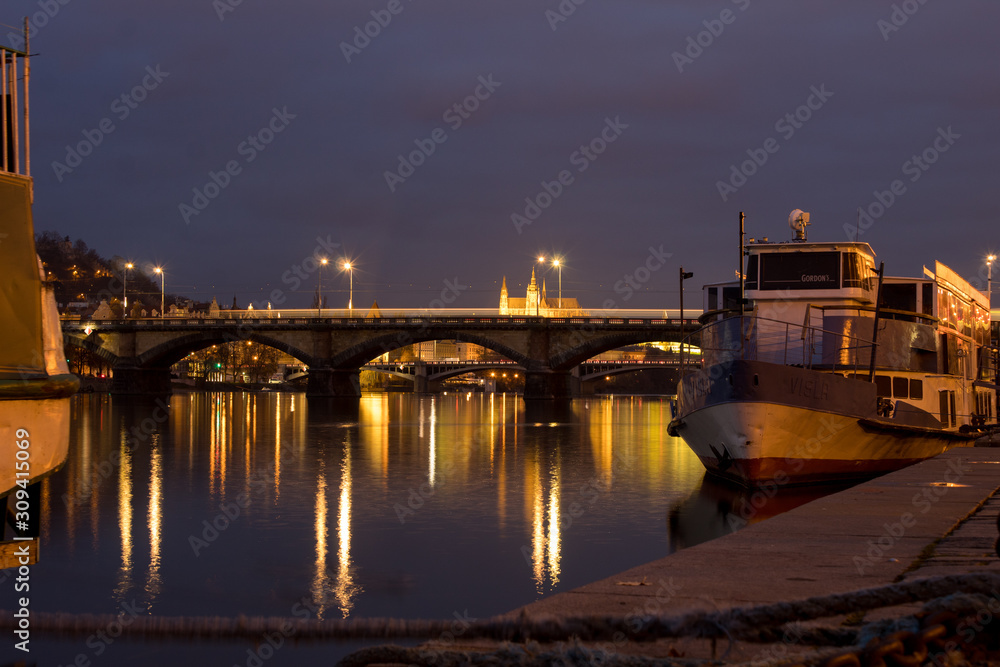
492,446,1000,662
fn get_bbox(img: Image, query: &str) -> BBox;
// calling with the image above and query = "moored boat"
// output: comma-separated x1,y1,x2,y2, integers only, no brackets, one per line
1,36,77,535
670,210,998,486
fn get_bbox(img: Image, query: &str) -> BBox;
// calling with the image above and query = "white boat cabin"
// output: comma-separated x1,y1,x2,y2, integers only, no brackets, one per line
698,234,997,431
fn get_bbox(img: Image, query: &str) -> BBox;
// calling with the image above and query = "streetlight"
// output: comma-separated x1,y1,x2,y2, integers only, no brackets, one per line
535,256,545,316
318,258,328,317
679,267,694,367
552,258,562,311
123,262,133,319
988,255,995,312
153,267,164,319
343,261,353,316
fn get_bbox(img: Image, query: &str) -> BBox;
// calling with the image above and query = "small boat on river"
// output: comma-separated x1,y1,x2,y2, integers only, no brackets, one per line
669,210,998,486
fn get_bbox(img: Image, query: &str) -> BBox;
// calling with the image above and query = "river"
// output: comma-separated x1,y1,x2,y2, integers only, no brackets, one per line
14,391,835,665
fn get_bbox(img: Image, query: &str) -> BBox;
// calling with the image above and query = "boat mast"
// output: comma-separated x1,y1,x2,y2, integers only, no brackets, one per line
23,17,29,181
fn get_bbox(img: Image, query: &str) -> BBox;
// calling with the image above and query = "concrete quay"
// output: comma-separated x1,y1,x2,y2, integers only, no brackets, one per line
496,446,1000,663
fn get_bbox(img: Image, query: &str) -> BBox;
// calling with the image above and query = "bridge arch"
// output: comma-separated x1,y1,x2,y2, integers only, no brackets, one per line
329,331,529,369
548,330,692,370
63,332,121,366
138,331,317,369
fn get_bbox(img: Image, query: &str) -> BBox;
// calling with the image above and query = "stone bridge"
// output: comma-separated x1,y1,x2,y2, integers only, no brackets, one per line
62,314,698,400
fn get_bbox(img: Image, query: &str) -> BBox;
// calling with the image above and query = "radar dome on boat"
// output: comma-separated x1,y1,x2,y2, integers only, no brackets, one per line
788,209,810,240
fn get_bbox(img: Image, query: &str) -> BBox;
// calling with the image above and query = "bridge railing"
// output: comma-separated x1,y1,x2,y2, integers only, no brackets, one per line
61,308,703,327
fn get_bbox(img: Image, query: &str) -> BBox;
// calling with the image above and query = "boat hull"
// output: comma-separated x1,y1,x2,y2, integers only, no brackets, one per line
677,400,960,485
0,396,72,497
673,360,970,486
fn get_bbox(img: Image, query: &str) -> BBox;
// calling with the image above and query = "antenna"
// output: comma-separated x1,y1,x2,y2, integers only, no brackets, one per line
788,209,810,241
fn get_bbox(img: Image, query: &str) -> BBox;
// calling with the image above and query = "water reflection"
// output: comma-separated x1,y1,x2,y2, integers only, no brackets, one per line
114,435,133,602
334,440,360,616
666,474,854,552
37,391,836,632
146,436,163,604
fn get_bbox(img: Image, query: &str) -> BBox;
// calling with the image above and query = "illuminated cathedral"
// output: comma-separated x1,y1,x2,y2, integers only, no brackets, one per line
499,268,585,316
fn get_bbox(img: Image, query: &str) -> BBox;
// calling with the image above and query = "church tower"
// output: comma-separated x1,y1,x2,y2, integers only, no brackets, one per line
499,276,509,315
526,268,539,315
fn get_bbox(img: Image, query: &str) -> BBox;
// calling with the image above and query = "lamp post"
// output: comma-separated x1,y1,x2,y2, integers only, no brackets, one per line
343,261,353,317
123,262,133,319
552,258,562,311
153,267,164,319
679,267,694,367
988,255,995,313
318,258,328,317
535,256,545,316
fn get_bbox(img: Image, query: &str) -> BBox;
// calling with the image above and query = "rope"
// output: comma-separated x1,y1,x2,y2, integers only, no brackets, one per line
2,573,997,644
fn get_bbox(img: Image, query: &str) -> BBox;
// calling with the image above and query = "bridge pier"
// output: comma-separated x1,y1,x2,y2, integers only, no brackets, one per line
523,370,580,401
111,366,172,395
307,368,361,398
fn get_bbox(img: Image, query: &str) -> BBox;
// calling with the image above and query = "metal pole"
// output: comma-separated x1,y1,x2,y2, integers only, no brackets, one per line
10,52,18,174
318,262,322,317
349,268,353,316
679,266,685,367
738,211,745,310
2,48,7,172
867,262,885,382
160,272,164,319
23,17,29,179
558,264,561,310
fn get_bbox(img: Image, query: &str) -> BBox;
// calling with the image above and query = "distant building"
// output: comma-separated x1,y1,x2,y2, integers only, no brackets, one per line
499,269,585,317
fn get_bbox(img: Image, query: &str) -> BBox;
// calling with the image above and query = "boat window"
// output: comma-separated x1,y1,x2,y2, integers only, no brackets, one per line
759,251,839,290
745,255,759,290
909,379,923,400
921,283,933,315
892,376,908,398
722,286,741,310
880,283,917,312
875,375,891,397
708,287,718,311
842,252,866,289
957,299,971,337
939,390,949,425
949,391,957,427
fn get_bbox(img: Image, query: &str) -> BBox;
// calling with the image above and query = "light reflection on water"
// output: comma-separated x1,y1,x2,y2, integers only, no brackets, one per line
29,391,834,664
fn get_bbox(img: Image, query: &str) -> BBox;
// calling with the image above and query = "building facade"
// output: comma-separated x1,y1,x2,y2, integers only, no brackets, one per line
499,269,585,317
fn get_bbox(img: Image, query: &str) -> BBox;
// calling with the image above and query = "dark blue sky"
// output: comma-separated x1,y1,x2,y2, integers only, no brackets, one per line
8,0,999,310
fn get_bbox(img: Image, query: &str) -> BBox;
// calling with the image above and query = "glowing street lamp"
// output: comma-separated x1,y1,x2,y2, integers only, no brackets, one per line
343,261,353,316
153,267,164,319
123,262,133,318
988,255,996,313
318,258,328,317
552,257,562,311
535,256,545,316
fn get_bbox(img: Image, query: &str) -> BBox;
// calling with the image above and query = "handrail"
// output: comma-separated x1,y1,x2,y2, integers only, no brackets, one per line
680,313,877,375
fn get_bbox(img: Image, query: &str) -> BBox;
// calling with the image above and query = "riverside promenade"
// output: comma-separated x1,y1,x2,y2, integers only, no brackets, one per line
493,445,1000,663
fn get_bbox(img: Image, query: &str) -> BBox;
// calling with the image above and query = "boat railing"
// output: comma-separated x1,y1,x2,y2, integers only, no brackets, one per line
681,313,876,375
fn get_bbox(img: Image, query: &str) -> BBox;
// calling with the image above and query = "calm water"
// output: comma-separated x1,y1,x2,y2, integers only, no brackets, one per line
11,391,831,665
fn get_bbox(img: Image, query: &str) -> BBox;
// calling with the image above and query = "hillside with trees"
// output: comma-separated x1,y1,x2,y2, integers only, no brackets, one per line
34,231,182,316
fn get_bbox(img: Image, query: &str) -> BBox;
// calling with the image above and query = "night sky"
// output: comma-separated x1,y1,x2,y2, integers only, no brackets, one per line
8,1,999,311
